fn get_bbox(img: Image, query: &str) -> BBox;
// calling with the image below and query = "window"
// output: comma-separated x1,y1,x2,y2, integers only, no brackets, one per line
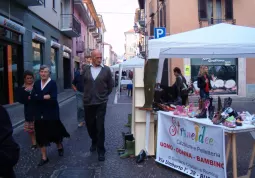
32,41,43,80
150,18,155,36
52,0,55,9
198,0,207,19
225,0,233,19
191,58,238,95
50,48,57,80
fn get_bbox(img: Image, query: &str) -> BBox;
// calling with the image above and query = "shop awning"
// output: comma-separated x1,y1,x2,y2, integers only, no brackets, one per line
148,23,255,59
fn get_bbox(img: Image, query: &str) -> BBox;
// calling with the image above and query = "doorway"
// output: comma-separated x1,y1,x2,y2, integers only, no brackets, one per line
63,57,71,89
0,44,8,105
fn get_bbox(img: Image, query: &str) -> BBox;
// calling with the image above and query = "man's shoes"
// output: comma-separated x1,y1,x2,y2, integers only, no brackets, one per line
98,152,105,161
90,144,97,152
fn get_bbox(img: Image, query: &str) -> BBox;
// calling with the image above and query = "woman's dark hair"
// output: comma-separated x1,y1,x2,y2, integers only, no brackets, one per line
23,70,34,79
173,67,182,74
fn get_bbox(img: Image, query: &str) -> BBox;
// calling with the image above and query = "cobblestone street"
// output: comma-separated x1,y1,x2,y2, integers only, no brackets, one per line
11,91,255,177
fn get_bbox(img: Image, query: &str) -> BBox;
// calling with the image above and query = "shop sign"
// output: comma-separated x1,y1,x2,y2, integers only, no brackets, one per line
156,112,226,178
184,65,191,76
192,58,237,66
0,16,25,34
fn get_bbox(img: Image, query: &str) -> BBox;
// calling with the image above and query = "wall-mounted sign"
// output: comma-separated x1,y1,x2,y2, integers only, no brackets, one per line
184,65,191,76
32,32,46,43
0,15,26,34
191,58,237,66
51,40,61,49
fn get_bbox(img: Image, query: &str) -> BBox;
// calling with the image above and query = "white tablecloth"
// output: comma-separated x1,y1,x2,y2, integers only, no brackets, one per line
120,79,132,85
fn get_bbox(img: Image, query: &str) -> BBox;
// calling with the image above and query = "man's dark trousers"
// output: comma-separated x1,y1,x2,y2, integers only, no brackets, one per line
84,103,107,153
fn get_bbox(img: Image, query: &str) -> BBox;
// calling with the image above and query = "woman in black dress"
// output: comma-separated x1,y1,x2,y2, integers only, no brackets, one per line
17,70,37,149
31,65,70,166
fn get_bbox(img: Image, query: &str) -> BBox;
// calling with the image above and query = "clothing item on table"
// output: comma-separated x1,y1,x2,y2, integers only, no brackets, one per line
34,120,70,147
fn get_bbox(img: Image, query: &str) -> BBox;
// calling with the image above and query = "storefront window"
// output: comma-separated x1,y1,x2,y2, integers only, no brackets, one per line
51,47,57,80
32,41,42,80
191,58,238,95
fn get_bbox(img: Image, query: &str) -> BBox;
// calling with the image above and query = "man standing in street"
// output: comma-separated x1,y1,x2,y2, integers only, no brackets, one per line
82,49,113,161
72,67,85,128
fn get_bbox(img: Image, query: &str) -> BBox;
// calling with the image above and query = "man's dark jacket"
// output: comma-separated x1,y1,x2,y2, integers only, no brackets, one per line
0,105,20,176
82,65,113,105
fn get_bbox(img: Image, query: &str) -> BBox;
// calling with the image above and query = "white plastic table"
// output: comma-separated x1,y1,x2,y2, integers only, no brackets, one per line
152,111,255,178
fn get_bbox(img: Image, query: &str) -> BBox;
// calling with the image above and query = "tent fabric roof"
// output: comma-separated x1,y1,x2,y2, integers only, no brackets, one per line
120,56,144,67
148,23,255,58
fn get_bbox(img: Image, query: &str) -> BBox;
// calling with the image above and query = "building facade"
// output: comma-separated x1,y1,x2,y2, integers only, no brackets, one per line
124,29,139,60
138,0,255,97
0,0,73,105
103,42,112,66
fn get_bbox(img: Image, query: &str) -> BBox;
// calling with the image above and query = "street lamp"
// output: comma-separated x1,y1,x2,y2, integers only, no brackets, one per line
133,23,139,33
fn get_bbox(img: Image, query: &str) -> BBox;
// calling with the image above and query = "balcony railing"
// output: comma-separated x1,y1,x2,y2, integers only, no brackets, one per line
16,0,43,6
92,28,99,38
61,14,81,37
76,40,85,53
96,35,102,43
199,18,236,28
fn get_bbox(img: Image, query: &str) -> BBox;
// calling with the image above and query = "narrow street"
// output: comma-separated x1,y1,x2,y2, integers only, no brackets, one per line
12,91,255,177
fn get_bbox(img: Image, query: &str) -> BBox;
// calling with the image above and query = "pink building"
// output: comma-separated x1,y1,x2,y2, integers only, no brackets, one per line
72,1,94,76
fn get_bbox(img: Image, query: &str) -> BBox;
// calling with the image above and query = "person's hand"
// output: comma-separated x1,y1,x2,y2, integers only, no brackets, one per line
28,96,31,100
44,95,51,100
205,79,209,83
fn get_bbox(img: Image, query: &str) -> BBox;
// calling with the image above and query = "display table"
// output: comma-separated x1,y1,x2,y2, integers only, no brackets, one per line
156,111,255,178
120,79,132,85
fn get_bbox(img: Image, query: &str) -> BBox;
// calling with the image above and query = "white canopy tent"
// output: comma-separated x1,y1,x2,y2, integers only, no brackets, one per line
114,56,145,104
148,23,255,83
141,23,255,160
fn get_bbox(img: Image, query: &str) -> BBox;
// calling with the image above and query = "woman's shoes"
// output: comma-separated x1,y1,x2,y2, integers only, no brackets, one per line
38,158,49,166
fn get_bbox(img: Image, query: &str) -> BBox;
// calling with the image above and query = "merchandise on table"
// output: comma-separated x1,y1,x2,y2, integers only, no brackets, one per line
162,96,255,129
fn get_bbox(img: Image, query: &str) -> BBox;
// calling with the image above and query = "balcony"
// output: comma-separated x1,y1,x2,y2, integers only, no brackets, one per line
15,0,43,6
92,28,99,38
76,40,85,53
96,35,102,43
199,18,236,28
61,14,81,37
74,0,92,25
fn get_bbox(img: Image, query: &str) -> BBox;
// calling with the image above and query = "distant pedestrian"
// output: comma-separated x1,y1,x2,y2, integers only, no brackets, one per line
17,70,37,149
0,105,20,178
82,49,113,161
72,67,85,128
197,65,212,99
31,65,70,166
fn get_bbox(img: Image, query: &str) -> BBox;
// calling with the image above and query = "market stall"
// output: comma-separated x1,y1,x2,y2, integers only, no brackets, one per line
137,23,255,178
114,56,144,104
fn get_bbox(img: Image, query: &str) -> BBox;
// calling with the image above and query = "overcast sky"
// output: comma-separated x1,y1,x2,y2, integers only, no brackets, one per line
93,0,138,56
